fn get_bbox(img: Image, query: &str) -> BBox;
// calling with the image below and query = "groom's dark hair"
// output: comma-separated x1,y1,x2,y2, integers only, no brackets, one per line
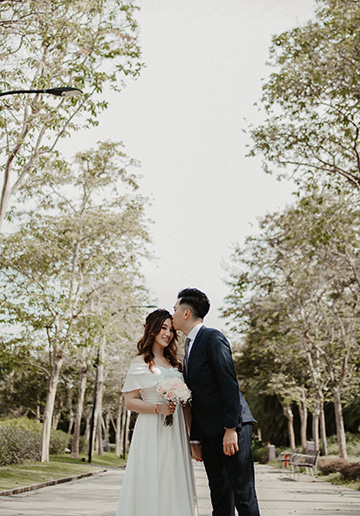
177,288,210,320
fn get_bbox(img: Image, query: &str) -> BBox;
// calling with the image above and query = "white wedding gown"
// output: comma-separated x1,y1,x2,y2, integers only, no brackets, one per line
115,363,198,516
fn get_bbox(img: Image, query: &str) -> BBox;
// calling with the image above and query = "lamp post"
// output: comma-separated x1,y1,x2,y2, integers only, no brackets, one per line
0,87,83,97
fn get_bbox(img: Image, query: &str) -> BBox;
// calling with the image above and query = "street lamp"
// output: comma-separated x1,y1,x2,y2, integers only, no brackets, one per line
0,87,83,97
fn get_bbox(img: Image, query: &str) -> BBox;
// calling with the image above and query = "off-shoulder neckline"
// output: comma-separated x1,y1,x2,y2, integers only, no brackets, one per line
130,362,177,371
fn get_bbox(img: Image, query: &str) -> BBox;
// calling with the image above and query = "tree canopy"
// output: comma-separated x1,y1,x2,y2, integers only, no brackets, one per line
249,0,360,193
0,140,150,460
224,188,360,456
0,0,142,227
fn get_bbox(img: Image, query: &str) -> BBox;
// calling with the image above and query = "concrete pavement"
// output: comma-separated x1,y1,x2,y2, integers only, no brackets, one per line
255,464,360,515
0,462,359,515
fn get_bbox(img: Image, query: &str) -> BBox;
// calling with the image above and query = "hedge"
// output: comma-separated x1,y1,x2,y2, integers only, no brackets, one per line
252,446,269,464
318,458,348,475
0,426,40,465
340,462,360,481
0,418,70,465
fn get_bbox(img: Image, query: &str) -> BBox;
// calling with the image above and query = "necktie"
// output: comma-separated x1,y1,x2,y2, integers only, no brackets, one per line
184,337,191,371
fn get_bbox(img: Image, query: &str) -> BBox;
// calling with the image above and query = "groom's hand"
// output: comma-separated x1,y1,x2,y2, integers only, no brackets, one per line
191,443,203,462
223,428,239,456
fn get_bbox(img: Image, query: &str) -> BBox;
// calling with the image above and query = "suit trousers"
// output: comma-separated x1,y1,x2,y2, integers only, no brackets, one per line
201,423,260,516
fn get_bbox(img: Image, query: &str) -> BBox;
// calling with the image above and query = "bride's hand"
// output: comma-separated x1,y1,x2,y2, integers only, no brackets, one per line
191,443,203,462
158,402,176,415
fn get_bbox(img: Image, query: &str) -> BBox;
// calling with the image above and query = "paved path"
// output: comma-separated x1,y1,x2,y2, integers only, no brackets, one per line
0,462,360,515
256,464,360,516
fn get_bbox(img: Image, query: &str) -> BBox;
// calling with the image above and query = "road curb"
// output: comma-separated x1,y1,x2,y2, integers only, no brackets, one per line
0,468,107,497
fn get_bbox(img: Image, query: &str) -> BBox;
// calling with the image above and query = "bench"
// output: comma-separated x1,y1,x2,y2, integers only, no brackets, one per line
288,450,319,478
276,449,299,470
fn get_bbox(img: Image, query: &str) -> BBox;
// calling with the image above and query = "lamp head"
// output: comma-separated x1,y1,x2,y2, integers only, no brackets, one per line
46,87,83,97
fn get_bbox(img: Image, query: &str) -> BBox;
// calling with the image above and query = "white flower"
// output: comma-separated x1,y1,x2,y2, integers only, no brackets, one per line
156,377,192,426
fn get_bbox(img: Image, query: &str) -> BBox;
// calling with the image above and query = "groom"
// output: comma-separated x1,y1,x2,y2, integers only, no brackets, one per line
172,288,260,516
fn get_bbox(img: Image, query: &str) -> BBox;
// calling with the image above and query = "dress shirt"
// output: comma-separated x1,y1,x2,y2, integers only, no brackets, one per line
185,323,203,358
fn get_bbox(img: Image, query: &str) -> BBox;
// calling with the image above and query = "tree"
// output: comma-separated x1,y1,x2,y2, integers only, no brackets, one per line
249,0,360,195
0,338,48,420
229,290,310,451
0,142,150,461
0,0,142,228
68,283,146,459
70,345,91,458
224,189,360,457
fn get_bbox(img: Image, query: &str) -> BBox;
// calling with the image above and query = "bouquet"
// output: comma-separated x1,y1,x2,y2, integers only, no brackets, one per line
156,377,192,426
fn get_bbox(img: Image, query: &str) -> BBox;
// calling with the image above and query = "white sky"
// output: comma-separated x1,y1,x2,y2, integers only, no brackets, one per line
66,0,317,330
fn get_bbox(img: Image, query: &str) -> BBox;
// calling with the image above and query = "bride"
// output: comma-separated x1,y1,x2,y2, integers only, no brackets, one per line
115,309,198,516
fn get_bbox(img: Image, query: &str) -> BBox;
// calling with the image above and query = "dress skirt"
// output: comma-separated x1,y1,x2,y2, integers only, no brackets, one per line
115,364,198,516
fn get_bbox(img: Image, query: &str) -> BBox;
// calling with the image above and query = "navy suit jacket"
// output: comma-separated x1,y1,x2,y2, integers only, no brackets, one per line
184,326,255,440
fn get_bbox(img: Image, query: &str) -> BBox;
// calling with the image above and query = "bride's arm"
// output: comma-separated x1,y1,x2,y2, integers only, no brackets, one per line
125,390,175,416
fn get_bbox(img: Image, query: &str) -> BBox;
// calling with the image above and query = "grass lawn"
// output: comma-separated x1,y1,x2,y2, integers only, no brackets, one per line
0,452,126,491
50,451,127,468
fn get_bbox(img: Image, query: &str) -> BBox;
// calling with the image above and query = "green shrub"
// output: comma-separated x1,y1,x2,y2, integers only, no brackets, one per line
326,435,339,456
0,417,42,432
49,429,70,455
340,462,360,481
0,418,71,465
344,433,360,458
326,433,360,458
78,435,89,454
0,426,40,465
252,446,269,464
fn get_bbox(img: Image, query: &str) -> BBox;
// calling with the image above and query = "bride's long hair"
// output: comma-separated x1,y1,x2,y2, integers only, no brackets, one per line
137,309,182,372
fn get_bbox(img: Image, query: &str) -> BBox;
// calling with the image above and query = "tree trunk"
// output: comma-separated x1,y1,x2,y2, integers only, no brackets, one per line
332,388,348,460
298,401,308,453
68,408,74,435
36,397,41,423
124,409,131,454
94,338,105,456
115,394,123,456
312,408,320,452
320,403,328,456
121,405,128,458
0,164,12,231
302,336,327,454
95,416,104,455
84,410,91,442
52,411,60,430
71,361,88,458
283,404,296,451
103,411,110,451
52,398,63,430
40,354,63,462
67,386,74,435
